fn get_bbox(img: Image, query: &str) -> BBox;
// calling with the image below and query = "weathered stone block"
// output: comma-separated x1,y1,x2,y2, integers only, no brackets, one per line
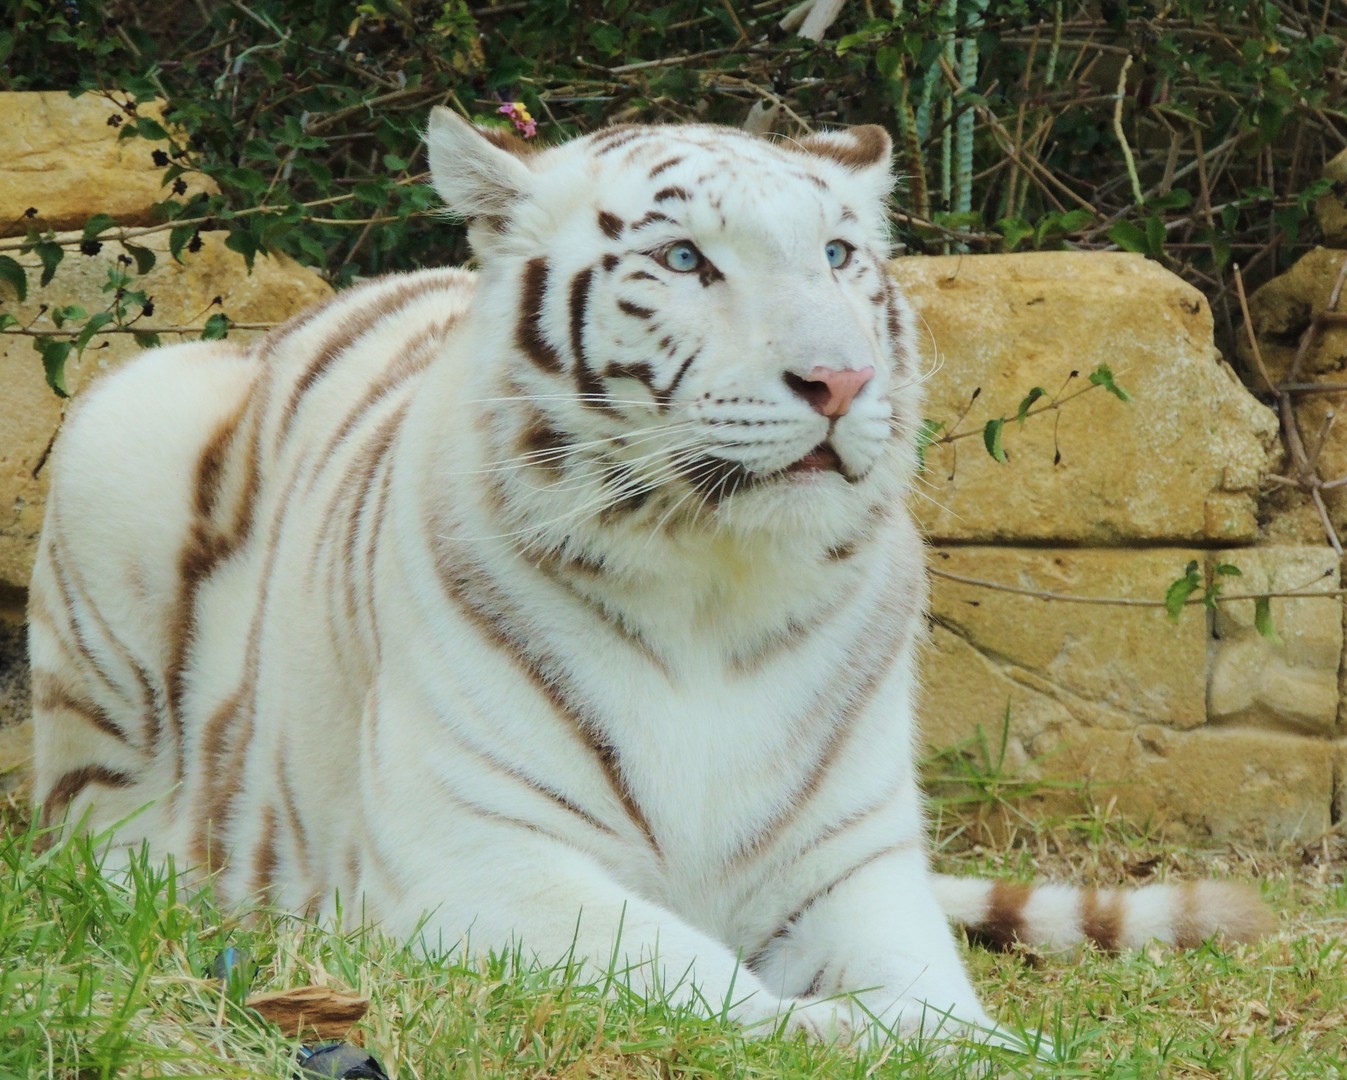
1237,246,1347,546
921,547,1210,765
0,91,215,236
0,230,331,590
1207,547,1342,735
1315,148,1347,248
892,252,1278,543
1049,725,1334,842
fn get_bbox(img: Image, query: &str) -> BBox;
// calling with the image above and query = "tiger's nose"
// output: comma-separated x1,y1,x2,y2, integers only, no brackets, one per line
784,365,875,418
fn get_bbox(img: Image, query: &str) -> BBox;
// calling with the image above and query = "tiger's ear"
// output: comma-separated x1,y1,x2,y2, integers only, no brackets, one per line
796,125,894,199
426,106,537,220
797,125,893,171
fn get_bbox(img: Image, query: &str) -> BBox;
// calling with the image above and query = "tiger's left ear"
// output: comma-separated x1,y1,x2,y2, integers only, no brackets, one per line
426,106,537,220
797,125,894,199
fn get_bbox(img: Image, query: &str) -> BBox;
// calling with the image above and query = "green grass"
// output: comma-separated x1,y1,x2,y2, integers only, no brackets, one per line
2,792,1343,1080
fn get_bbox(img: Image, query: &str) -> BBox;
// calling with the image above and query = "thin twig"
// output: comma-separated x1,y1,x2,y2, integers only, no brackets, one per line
930,566,1346,608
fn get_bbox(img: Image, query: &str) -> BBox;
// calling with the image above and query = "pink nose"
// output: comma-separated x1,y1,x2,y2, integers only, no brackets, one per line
785,365,875,418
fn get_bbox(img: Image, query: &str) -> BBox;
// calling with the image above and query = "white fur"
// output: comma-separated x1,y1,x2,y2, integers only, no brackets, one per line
31,112,1017,1048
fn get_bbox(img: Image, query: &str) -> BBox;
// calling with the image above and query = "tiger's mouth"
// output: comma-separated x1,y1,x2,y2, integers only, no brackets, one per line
785,442,844,475
678,442,854,501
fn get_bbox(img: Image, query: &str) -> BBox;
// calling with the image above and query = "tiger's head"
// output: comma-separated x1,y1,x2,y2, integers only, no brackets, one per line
426,107,923,565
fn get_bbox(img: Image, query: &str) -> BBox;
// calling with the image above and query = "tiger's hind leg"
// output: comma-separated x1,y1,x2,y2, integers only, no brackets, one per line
28,341,259,861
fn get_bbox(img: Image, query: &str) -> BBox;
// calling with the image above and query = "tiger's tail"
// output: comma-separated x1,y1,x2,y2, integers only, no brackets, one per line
932,874,1274,952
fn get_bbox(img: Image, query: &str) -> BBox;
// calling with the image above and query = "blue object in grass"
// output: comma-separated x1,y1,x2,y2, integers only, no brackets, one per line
207,947,257,1001
295,1042,391,1079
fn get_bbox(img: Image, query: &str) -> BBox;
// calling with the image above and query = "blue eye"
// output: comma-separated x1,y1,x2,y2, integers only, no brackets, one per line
659,242,704,273
826,239,854,269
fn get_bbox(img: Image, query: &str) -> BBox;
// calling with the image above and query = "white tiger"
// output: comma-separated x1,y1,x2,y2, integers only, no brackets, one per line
29,108,1270,1046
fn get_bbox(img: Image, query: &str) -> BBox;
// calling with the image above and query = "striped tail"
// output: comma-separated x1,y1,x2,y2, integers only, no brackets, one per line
932,875,1274,953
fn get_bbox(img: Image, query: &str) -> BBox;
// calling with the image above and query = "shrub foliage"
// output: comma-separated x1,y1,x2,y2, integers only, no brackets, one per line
1,0,1345,377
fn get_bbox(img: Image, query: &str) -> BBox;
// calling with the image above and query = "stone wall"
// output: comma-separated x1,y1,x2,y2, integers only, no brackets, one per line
1,92,1343,840
893,253,1341,842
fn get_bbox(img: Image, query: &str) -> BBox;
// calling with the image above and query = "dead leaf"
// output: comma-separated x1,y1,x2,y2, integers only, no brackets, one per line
246,986,369,1042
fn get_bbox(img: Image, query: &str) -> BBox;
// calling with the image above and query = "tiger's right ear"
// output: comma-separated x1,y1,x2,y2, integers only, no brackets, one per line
426,106,537,220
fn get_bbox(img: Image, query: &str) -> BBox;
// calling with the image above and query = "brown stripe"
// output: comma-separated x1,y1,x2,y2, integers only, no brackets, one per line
275,275,452,450
617,299,655,319
39,765,134,828
649,156,684,178
725,571,917,861
569,266,593,366
1081,888,1124,952
597,211,624,240
306,319,447,492
654,186,692,202
431,537,658,852
1173,882,1203,949
32,671,135,747
965,880,1033,951
593,128,645,155
631,210,672,231
46,534,147,716
515,409,573,475
168,397,254,786
249,804,280,899
569,267,614,412
517,258,564,373
340,402,409,630
748,841,912,966
276,743,312,879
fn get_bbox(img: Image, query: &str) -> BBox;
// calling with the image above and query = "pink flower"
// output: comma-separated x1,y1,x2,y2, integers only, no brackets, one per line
497,101,537,139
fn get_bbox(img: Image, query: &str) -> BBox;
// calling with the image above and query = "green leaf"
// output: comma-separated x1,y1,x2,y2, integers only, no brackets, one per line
201,313,230,341
75,311,114,354
132,330,161,350
81,213,118,242
225,228,259,272
982,417,1007,463
0,314,18,332
169,224,195,262
915,418,944,472
1214,563,1242,578
33,240,64,287
996,216,1033,252
1146,188,1193,212
1108,221,1149,254
35,338,73,398
1254,596,1282,644
0,255,27,302
1164,560,1202,620
1050,207,1093,232
1015,387,1046,425
1145,214,1167,257
50,304,87,329
123,242,156,275
1088,365,1132,403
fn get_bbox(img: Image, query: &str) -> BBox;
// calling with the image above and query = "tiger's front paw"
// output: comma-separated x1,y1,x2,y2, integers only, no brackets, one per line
746,993,1051,1058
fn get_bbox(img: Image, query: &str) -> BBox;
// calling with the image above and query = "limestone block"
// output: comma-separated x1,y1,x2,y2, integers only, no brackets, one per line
0,230,331,590
1237,246,1347,545
1048,725,1334,842
1238,246,1347,384
920,547,1211,766
921,587,1334,840
0,91,215,237
1315,148,1347,248
1207,547,1342,735
891,252,1279,543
